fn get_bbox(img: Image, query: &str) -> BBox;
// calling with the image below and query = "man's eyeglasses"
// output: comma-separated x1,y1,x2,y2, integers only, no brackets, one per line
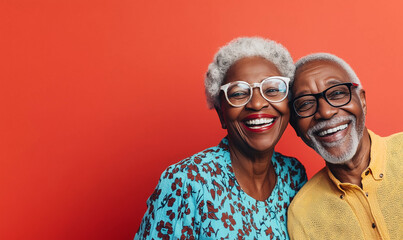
220,76,290,107
292,82,359,118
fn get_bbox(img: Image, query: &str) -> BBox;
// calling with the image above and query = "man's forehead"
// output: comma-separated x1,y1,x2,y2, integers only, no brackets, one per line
295,60,350,84
292,60,351,95
296,59,344,76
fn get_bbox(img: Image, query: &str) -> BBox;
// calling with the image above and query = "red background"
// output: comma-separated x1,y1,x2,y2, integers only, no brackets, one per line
1,1,402,239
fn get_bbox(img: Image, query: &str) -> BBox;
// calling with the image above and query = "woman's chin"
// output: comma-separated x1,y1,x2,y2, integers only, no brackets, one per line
242,138,278,153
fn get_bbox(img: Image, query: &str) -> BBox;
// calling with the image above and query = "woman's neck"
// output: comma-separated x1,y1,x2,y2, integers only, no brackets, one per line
228,140,277,201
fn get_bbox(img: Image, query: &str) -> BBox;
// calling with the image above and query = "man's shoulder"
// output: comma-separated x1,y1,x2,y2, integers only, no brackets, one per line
370,129,403,142
370,130,403,157
384,131,403,146
289,167,335,210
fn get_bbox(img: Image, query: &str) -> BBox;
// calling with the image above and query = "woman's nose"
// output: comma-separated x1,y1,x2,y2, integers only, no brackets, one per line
245,88,269,110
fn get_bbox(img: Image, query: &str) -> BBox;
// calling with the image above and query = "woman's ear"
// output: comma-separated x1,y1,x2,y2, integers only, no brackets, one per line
215,106,226,129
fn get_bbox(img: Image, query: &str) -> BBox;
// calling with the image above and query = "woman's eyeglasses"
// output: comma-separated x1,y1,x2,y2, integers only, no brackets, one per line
220,76,290,107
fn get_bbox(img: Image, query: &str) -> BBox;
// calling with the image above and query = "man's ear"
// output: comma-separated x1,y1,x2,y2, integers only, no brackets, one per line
289,113,301,137
359,88,367,116
215,106,227,129
288,101,301,137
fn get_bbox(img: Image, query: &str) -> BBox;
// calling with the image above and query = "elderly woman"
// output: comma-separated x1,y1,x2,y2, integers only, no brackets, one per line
135,37,307,239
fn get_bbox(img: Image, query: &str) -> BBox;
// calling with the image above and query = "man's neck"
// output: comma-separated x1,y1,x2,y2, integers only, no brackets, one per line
327,129,371,188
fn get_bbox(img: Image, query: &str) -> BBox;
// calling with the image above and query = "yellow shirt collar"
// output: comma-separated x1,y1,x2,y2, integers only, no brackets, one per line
326,129,387,189
366,129,387,181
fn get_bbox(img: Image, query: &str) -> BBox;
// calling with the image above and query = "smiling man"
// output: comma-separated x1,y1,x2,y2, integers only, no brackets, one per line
287,53,403,240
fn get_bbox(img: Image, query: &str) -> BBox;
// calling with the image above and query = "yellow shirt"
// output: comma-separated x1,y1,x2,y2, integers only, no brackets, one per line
288,130,403,240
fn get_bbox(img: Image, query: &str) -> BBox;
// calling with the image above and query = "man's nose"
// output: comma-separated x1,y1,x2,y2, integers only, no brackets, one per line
314,97,338,120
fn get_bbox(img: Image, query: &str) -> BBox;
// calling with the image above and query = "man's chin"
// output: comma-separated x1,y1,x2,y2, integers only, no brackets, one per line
321,150,352,165
312,139,357,165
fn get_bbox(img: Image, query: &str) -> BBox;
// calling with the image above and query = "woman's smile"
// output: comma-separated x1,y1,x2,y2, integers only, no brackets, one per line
242,114,277,132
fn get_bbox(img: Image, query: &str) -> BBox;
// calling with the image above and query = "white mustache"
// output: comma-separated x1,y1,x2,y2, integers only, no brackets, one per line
307,115,354,136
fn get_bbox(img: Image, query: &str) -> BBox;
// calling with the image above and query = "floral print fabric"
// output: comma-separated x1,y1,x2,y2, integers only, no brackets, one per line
135,138,307,240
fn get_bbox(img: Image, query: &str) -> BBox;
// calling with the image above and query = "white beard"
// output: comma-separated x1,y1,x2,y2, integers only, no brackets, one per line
306,115,365,164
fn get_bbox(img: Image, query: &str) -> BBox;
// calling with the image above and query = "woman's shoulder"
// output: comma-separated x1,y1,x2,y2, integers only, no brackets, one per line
160,138,230,184
273,152,307,191
136,142,230,240
273,152,306,173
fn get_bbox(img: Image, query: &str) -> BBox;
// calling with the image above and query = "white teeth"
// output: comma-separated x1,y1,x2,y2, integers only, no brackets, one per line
317,124,348,137
245,118,274,126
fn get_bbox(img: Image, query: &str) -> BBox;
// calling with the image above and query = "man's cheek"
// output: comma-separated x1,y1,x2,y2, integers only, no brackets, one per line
296,122,308,138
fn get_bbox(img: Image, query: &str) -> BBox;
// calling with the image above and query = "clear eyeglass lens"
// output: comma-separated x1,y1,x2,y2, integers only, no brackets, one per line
227,83,251,106
325,84,351,106
261,79,287,102
294,96,317,116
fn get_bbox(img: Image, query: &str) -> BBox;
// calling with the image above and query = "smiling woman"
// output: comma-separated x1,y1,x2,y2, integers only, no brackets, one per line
134,37,307,239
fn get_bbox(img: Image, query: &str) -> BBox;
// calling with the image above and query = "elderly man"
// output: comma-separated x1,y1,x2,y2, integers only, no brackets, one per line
287,53,402,240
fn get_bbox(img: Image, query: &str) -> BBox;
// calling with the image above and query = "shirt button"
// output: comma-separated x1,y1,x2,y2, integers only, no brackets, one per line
372,223,376,228
365,192,369,197
379,173,384,178
365,170,370,176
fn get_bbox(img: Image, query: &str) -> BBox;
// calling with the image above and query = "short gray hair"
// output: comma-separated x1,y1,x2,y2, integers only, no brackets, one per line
205,37,295,109
293,53,362,91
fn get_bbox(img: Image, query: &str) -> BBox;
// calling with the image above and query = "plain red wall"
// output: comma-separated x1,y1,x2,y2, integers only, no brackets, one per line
1,1,402,239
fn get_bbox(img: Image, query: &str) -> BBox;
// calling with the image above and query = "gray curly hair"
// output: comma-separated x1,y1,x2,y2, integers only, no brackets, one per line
205,37,295,109
293,53,362,92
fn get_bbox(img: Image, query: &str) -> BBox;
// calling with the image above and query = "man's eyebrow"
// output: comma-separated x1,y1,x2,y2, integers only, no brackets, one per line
293,79,344,97
326,79,343,85
294,90,310,97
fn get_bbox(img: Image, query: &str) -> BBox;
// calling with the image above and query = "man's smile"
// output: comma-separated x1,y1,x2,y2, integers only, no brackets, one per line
308,118,353,145
316,123,349,137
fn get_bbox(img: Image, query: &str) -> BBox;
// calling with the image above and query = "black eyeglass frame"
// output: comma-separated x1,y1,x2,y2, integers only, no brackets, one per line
292,82,359,118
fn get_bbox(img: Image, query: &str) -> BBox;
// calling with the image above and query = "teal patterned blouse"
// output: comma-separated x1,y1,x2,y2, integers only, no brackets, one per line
135,138,306,240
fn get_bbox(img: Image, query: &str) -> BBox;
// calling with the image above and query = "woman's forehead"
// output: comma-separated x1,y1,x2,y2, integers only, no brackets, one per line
224,57,281,83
